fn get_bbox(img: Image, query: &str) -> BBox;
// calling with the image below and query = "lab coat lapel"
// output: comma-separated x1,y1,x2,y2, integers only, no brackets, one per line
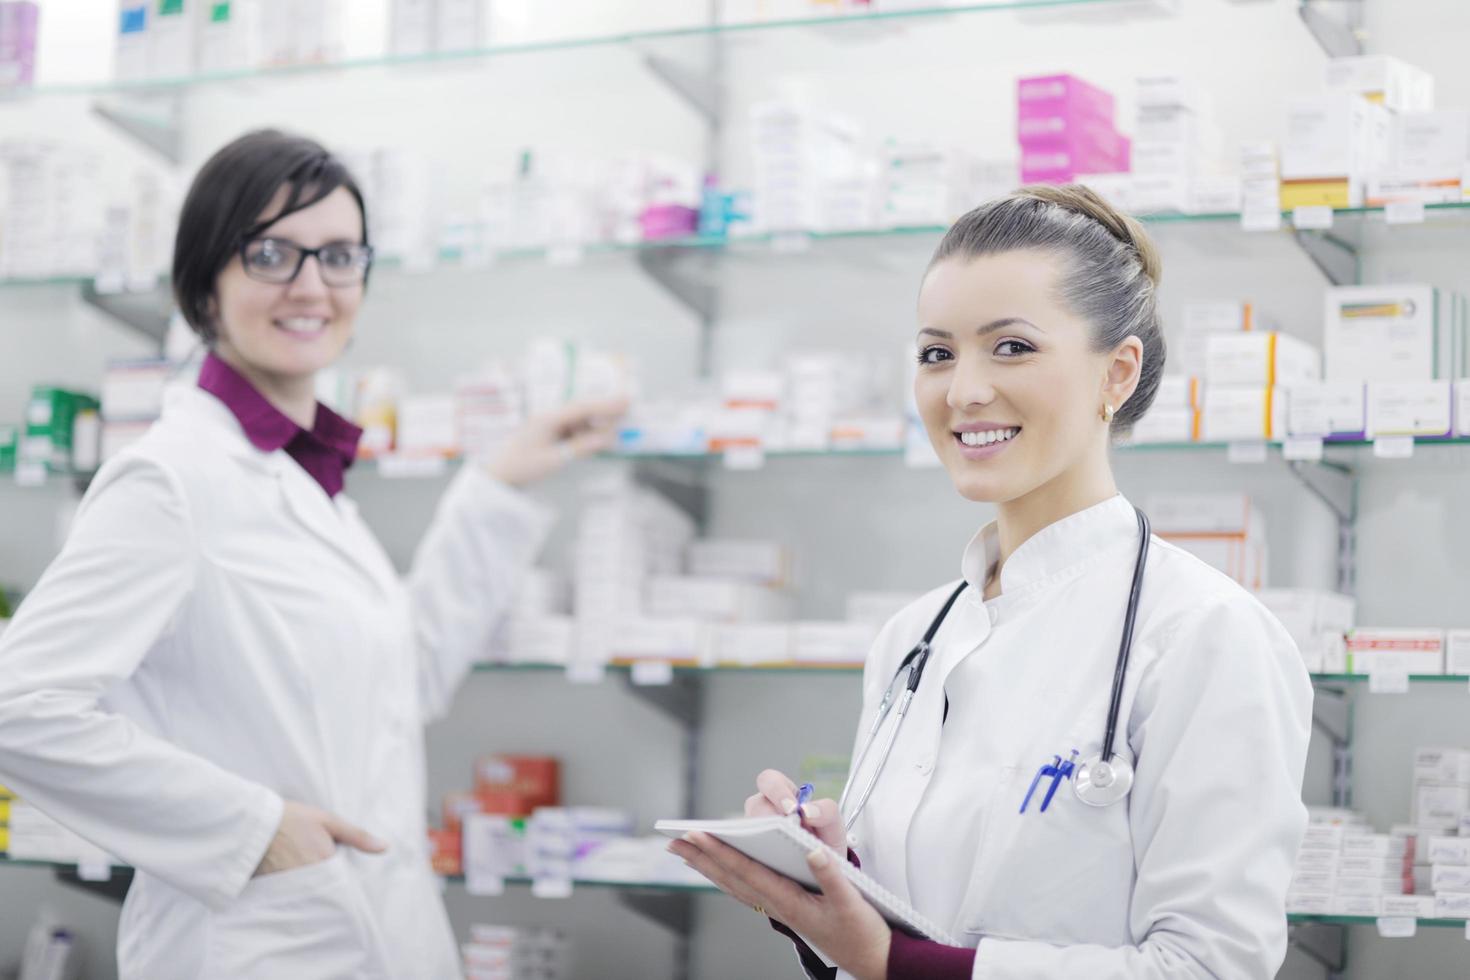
888,595,992,896
274,463,395,599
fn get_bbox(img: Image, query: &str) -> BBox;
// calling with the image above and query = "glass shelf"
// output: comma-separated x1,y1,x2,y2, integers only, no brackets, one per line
472,661,865,676
2,857,1459,930
0,0,1122,102
6,201,1470,295
1313,674,1470,685
1288,914,1467,930
444,874,716,894
354,436,1469,481
471,663,1470,685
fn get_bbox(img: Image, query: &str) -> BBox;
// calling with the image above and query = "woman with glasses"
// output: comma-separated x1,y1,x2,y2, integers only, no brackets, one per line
0,130,623,980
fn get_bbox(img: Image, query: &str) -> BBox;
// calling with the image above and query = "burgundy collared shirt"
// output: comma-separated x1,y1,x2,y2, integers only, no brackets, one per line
197,352,362,498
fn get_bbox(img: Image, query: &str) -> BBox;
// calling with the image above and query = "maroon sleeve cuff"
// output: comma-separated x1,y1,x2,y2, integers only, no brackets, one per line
769,919,838,980
887,928,976,980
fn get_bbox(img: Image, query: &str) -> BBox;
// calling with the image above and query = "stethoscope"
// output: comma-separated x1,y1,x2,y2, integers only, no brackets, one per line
838,507,1152,831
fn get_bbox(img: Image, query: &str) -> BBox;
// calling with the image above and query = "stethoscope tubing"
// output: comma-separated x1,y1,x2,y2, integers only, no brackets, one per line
841,507,1150,828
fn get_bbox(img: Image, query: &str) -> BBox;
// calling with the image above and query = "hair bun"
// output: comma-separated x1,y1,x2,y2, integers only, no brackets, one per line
1017,184,1162,287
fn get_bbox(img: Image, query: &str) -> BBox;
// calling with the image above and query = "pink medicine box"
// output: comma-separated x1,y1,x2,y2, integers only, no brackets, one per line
1017,74,1116,127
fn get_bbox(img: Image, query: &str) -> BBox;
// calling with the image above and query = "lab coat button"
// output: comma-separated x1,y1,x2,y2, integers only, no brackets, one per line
915,759,933,774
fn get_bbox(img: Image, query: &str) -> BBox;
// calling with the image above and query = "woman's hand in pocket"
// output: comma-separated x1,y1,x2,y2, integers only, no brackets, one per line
254,800,387,877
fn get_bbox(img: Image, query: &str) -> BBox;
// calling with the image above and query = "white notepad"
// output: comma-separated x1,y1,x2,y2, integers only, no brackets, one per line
656,815,960,946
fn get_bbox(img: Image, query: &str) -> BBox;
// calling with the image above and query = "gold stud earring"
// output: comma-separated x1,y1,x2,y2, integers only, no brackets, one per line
1101,404,1116,423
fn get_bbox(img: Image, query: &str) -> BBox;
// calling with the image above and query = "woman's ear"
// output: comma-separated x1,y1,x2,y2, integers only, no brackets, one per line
1102,336,1144,411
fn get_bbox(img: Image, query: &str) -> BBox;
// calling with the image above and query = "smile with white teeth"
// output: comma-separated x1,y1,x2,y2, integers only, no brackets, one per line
957,427,1020,447
275,317,328,334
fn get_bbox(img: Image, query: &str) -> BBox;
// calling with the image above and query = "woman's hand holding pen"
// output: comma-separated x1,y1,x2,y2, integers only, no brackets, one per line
669,769,892,980
483,397,630,488
746,768,846,848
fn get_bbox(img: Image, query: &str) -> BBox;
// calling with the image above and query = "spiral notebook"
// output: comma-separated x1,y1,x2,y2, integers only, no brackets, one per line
655,815,960,946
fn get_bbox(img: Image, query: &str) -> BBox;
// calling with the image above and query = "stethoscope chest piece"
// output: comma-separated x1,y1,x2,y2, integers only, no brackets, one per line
1073,754,1134,807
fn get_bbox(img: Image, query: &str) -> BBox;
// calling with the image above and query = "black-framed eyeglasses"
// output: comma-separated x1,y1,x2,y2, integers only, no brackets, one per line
238,237,375,287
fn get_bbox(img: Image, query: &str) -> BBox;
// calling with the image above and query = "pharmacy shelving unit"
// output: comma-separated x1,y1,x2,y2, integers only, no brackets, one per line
3,849,1466,980
0,2,1451,979
6,199,1470,355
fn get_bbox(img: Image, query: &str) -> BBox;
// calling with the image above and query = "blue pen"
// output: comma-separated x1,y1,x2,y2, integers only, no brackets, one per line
794,783,815,817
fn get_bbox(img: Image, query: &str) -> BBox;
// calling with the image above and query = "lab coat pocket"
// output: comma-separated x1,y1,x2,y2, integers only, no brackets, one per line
963,735,1136,943
203,852,388,980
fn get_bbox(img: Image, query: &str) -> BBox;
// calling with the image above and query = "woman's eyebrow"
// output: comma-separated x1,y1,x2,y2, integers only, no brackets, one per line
917,318,1041,341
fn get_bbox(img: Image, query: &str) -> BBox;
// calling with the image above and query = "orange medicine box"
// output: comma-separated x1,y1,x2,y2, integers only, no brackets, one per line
474,755,560,811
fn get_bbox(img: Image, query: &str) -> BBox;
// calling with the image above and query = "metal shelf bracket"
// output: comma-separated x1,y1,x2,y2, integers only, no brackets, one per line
1288,920,1347,975
1292,229,1360,287
80,281,172,348
1287,459,1358,596
636,246,718,325
622,671,704,729
90,92,185,165
641,53,720,126
52,866,133,904
615,888,695,936
1298,0,1364,58
1312,687,1351,745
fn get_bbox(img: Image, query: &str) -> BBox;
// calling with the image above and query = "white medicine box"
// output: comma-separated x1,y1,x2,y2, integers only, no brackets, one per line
1367,381,1453,438
1324,284,1455,383
1206,332,1320,387
1286,382,1366,439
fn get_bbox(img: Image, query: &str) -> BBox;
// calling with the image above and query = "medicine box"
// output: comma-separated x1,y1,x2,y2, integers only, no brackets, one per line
1200,385,1287,442
1367,382,1453,438
1286,382,1367,439
1183,301,1273,334
1347,628,1445,675
1324,284,1452,383
1325,55,1435,113
1206,332,1320,387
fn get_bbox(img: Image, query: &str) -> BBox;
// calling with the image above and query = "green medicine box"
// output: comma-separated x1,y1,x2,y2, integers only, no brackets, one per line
22,386,100,471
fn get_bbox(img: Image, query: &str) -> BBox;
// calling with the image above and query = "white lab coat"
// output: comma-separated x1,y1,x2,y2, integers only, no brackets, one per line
0,384,552,980
817,494,1312,979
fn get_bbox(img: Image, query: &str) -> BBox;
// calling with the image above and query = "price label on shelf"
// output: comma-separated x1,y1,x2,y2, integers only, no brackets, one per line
1292,206,1334,230
465,868,505,897
403,248,437,274
461,246,495,269
1464,921,1470,941
435,875,447,893
1373,436,1415,459
14,461,46,488
1369,671,1410,695
532,877,574,899
76,859,112,883
1227,441,1269,465
1282,437,1325,462
1385,200,1427,225
724,445,766,470
566,663,606,685
631,661,675,686
546,244,585,267
1376,916,1418,939
377,454,448,479
1240,208,1282,232
771,232,813,254
93,272,126,295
